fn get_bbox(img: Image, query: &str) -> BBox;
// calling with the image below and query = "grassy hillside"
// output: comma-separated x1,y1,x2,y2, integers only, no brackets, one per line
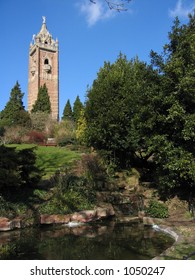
7,144,82,178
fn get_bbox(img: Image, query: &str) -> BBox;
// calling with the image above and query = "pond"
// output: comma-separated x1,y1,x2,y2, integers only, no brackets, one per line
0,220,174,260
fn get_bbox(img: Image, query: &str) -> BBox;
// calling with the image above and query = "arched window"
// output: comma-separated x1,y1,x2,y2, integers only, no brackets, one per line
44,59,49,65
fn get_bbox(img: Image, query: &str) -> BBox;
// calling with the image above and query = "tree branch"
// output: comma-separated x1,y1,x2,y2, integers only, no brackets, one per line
90,0,132,12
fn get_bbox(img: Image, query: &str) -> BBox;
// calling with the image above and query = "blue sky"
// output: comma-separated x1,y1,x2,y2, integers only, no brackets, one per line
0,0,194,118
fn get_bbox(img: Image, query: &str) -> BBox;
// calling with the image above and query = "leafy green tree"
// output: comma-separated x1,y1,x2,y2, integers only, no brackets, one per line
85,15,195,196
62,99,73,120
85,54,160,167
31,84,51,114
0,81,31,127
124,57,162,164
85,54,130,166
150,15,195,194
73,96,84,122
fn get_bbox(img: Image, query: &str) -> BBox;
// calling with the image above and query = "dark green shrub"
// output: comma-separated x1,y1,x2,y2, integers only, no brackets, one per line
0,145,41,195
146,199,169,218
39,170,96,215
0,197,28,218
58,137,75,147
0,244,17,260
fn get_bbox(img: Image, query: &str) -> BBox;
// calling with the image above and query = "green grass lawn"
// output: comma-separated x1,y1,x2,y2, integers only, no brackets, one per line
7,144,82,178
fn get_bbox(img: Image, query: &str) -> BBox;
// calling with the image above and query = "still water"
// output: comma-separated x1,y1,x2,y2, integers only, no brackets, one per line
0,220,174,260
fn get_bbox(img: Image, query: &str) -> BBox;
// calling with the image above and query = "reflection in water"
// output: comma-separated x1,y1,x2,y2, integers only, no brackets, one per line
0,220,174,260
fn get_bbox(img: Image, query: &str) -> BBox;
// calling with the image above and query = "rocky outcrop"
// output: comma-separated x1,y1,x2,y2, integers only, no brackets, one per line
95,203,115,219
40,204,115,225
40,214,71,225
0,204,115,231
70,210,96,223
0,217,21,231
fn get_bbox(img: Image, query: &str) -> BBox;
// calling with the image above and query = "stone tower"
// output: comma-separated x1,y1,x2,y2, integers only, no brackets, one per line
28,16,59,120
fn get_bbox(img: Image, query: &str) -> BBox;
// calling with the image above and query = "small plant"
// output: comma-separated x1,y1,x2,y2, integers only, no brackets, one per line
146,199,169,218
0,197,28,218
0,244,16,260
33,189,51,201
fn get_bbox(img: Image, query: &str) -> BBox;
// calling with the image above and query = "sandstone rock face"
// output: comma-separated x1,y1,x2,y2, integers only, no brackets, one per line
0,217,21,231
95,205,115,219
0,218,10,231
71,210,96,223
99,203,115,214
40,214,71,225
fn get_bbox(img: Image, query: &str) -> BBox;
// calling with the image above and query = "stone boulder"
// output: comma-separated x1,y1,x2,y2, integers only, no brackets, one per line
0,218,10,231
95,203,115,219
40,205,115,226
40,214,71,225
71,210,96,223
0,217,21,231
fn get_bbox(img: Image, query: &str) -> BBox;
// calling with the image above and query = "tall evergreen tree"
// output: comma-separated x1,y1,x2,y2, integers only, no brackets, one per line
31,84,51,114
73,95,84,122
0,81,31,127
62,99,73,120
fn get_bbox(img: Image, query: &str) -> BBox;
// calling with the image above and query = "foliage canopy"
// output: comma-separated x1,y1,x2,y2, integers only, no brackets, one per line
85,15,195,196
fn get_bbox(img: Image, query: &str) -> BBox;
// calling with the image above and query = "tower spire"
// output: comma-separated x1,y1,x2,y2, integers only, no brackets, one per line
28,17,59,121
30,16,57,51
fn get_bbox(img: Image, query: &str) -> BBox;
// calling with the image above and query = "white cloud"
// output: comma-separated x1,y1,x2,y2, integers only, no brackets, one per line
77,0,115,26
169,0,195,18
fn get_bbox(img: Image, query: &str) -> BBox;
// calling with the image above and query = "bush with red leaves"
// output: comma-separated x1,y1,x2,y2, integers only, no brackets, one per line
28,130,46,144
